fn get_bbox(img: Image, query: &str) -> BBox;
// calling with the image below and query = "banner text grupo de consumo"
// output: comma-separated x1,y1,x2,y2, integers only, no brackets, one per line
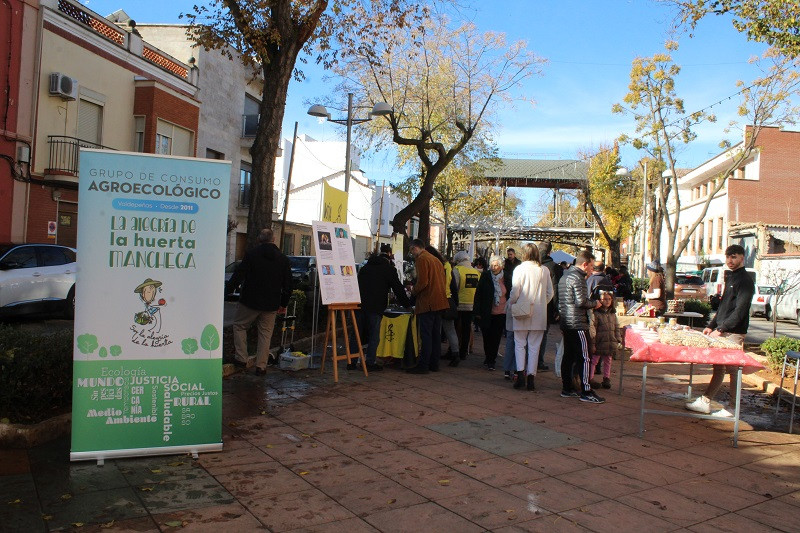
71,149,230,461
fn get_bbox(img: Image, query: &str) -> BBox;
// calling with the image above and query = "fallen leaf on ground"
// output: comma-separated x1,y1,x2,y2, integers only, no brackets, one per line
299,471,309,476
164,520,185,527
71,523,84,528
523,460,529,465
60,494,72,501
467,462,477,467
7,499,22,505
139,486,154,492
150,469,162,474
437,479,450,486
42,515,52,520
387,498,396,504
100,520,116,529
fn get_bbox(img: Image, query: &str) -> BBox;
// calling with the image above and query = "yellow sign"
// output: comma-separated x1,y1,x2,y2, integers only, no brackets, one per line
322,181,348,223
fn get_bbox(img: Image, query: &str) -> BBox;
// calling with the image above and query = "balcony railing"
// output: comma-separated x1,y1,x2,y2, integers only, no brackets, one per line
238,183,279,211
46,135,113,175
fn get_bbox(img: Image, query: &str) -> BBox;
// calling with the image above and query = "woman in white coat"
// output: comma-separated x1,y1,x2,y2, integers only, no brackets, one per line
508,243,553,390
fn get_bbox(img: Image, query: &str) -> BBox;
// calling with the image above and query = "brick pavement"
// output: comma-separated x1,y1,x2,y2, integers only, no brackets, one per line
2,327,800,532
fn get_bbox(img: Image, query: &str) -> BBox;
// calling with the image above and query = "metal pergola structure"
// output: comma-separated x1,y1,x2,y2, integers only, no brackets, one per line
450,158,598,255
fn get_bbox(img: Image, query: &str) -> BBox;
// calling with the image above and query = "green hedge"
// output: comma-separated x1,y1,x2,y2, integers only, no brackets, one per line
0,325,73,424
680,299,711,327
760,336,800,372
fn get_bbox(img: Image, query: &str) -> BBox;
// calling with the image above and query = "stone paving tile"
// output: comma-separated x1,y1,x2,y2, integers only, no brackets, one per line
652,449,734,476
558,499,679,532
372,424,454,449
492,514,593,532
0,474,44,533
687,512,779,533
323,475,428,517
603,456,695,486
284,516,380,533
639,426,718,449
116,456,205,485
32,461,131,502
556,441,631,466
356,448,443,476
288,455,385,490
556,421,622,442
665,477,769,512
594,434,676,457
501,427,581,450
449,456,549,487
411,439,496,464
154,502,264,532
194,444,271,471
243,487,356,532
618,486,727,527
501,477,605,514
778,490,800,508
438,486,544,529
557,466,654,499
257,439,342,466
320,402,388,421
40,486,147,531
363,501,485,532
390,464,490,500
136,473,235,514
214,460,314,499
708,463,798,498
460,432,542,456
734,496,800,532
505,449,593,477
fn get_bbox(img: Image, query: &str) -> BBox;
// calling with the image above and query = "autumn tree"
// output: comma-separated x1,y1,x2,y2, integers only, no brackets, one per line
614,43,800,293
580,144,643,268
332,16,543,243
668,0,800,57
183,0,427,246
612,41,715,292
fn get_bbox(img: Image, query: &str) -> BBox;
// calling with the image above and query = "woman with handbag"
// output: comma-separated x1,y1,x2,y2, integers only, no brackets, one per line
507,243,553,390
473,255,507,371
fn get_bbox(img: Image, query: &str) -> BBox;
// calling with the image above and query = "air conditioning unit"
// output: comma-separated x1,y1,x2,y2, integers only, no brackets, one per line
49,73,78,101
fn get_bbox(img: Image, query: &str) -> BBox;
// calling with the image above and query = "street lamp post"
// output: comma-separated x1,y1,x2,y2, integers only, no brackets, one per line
307,93,392,193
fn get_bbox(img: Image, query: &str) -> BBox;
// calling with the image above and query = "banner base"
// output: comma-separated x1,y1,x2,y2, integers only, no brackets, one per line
70,442,223,463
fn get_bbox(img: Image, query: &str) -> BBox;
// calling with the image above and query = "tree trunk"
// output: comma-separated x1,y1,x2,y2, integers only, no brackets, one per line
247,53,298,247
608,238,621,269
418,200,431,245
664,254,676,300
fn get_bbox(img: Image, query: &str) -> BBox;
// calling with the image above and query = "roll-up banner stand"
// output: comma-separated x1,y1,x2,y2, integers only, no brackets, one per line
71,149,230,462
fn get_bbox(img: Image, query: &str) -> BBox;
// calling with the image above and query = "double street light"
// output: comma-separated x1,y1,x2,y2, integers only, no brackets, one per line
307,93,392,193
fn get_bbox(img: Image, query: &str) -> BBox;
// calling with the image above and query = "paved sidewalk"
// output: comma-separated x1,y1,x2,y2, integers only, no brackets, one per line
3,328,800,532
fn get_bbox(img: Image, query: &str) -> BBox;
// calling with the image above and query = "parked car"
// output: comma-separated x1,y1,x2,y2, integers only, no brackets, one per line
766,284,800,326
224,260,242,300
673,273,707,301
0,243,76,318
288,256,317,287
701,266,758,309
750,285,776,318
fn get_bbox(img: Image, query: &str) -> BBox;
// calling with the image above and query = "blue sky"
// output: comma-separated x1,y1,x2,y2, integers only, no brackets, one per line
85,0,770,208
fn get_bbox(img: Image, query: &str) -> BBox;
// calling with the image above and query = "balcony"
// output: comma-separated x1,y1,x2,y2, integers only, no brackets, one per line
44,135,113,187
238,183,279,212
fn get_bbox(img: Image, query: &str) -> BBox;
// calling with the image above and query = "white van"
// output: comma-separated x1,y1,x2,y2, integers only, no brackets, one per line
701,266,757,309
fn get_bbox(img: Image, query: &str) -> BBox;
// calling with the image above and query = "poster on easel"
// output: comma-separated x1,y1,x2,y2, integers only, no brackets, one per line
312,220,360,305
70,149,230,462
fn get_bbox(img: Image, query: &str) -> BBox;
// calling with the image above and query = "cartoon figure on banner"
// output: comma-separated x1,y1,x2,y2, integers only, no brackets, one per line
131,277,172,347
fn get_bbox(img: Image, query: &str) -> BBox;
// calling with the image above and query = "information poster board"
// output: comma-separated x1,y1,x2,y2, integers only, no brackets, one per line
70,149,230,461
312,220,360,305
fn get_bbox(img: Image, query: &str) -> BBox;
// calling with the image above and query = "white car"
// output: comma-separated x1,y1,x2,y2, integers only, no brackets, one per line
0,243,77,318
768,286,800,326
750,285,775,318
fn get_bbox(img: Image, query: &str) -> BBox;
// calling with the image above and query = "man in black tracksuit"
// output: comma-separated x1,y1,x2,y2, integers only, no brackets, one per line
557,249,604,403
686,244,755,416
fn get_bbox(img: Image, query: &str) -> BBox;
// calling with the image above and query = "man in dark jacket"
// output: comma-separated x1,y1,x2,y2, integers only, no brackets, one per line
686,244,755,416
356,245,411,371
226,228,292,375
558,249,604,403
503,247,521,280
537,241,563,371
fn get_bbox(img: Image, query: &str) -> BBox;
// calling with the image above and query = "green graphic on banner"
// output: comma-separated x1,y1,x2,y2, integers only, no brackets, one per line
72,360,221,451
71,150,230,460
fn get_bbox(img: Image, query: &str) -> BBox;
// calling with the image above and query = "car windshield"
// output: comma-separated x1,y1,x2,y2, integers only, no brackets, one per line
759,285,776,295
676,275,703,286
289,257,310,269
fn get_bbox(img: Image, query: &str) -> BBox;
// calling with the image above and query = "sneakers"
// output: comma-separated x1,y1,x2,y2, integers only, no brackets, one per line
487,365,496,371
685,396,711,414
526,374,535,391
712,408,734,418
560,390,580,398
580,390,606,404
602,378,612,389
504,371,511,380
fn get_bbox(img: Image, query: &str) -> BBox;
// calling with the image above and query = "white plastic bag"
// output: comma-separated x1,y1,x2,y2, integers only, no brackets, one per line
554,338,564,378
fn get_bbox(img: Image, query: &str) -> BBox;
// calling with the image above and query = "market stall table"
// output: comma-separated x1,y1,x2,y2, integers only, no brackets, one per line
625,326,764,447
616,315,660,393
662,311,705,328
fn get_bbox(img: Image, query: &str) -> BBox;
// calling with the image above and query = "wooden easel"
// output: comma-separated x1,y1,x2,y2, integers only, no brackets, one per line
320,303,367,382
